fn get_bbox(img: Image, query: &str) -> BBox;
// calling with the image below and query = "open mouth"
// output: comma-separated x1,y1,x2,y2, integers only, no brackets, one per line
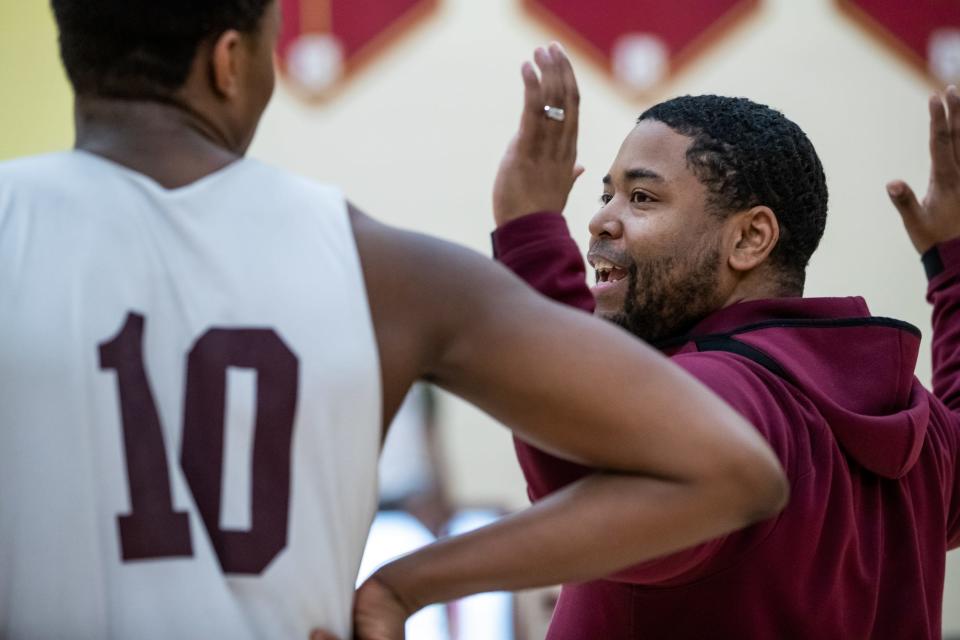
591,257,629,287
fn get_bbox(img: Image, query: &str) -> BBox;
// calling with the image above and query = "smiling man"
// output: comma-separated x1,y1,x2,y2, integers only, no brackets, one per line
491,93,960,639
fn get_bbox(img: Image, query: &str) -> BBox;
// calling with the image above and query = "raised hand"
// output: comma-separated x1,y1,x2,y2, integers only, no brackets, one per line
888,86,960,254
493,43,584,228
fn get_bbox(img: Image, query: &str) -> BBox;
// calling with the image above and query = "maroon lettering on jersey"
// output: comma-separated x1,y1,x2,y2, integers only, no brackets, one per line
521,0,760,95
101,313,194,562
182,328,299,575
837,0,960,84
101,313,300,574
277,0,439,100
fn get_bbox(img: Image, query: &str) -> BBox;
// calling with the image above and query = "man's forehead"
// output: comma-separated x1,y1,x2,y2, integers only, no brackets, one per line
605,121,694,184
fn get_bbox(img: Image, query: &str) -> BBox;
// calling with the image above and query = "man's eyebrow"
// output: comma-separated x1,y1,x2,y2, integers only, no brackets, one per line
602,168,664,185
624,167,664,182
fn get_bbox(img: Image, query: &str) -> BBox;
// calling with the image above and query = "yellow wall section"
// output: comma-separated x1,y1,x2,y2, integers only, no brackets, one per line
0,2,73,160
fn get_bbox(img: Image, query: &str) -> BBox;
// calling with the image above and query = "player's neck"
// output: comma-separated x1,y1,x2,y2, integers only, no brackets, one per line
74,96,241,189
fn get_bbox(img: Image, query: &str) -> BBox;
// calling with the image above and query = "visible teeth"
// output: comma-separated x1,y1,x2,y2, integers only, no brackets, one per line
592,258,616,270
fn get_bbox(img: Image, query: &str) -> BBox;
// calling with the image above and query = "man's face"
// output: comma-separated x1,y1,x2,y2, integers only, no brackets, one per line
587,120,728,343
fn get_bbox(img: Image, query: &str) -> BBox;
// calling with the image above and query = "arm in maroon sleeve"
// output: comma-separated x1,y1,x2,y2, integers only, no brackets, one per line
924,236,960,411
492,213,598,499
491,212,595,313
923,236,960,548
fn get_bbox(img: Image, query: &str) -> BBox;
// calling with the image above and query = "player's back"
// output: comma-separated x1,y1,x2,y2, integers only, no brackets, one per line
0,151,381,639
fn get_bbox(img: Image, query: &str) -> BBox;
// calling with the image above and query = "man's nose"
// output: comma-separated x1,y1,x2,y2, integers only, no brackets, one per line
588,205,623,239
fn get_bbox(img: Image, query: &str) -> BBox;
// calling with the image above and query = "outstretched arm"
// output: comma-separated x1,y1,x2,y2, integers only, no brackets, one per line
888,88,960,411
349,472,782,640
887,87,960,550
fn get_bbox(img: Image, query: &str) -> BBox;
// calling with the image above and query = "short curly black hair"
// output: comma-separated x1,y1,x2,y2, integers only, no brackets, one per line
639,95,828,293
51,0,273,100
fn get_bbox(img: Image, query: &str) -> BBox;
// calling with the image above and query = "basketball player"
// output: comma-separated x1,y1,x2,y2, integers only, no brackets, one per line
0,2,787,638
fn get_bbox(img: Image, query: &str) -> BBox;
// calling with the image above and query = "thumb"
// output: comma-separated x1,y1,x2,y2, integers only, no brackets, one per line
887,180,922,223
309,630,339,640
573,164,586,183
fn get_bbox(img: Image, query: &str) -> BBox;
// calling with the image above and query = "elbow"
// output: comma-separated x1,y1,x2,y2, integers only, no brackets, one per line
718,447,790,527
745,461,789,524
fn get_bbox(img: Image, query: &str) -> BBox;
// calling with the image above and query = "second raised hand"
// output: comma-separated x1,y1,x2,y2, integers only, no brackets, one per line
888,86,960,255
493,43,584,228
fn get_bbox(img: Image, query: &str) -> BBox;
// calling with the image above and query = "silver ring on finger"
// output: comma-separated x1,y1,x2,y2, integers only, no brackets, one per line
544,105,566,122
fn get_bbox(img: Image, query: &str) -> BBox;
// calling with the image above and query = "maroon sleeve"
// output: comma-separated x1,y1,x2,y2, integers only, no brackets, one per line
924,237,960,548
925,237,960,411
491,213,595,312
493,213,599,500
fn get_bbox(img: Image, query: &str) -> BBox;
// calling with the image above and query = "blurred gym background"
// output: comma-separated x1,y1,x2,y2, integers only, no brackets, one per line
2,0,958,637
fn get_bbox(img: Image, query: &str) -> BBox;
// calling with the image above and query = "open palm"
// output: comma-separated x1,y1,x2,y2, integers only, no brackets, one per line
889,86,960,255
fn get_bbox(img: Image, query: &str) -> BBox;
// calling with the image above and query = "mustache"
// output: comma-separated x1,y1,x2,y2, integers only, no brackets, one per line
587,241,634,268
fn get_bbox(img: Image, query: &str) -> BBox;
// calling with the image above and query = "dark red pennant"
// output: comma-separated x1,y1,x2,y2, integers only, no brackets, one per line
522,0,760,94
838,0,960,85
277,0,439,99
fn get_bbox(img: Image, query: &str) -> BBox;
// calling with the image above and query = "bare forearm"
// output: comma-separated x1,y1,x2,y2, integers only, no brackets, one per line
372,473,771,613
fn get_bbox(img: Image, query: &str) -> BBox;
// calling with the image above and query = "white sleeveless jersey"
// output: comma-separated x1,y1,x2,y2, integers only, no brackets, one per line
0,152,382,639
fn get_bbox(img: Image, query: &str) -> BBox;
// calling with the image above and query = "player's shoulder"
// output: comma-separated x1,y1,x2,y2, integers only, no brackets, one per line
226,160,353,234
238,159,344,206
0,152,109,216
0,151,85,187
0,151,76,173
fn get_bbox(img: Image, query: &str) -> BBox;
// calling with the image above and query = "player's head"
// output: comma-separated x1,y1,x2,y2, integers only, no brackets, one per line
588,95,828,342
51,0,279,152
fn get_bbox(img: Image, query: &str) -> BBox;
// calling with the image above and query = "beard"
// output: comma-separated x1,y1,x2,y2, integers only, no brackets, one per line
604,244,724,344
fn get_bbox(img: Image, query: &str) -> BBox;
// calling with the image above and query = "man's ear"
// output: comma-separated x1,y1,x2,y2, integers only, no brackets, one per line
726,206,780,273
210,30,243,99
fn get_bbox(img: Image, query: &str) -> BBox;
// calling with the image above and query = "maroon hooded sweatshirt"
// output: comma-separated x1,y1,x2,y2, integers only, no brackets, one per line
491,213,960,640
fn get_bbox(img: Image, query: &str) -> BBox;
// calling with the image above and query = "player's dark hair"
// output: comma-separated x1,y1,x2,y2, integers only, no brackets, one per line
638,95,828,294
51,0,273,100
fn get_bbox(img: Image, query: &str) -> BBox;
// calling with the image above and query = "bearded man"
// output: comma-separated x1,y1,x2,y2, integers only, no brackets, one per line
487,89,960,639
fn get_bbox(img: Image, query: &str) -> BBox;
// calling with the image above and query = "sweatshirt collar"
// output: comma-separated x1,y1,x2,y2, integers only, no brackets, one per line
656,296,874,348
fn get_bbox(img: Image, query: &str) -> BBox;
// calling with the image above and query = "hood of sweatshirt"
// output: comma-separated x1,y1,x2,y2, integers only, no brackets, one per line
661,296,928,479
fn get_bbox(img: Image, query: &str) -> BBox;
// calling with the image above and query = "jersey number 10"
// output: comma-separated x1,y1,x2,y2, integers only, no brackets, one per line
99,312,299,575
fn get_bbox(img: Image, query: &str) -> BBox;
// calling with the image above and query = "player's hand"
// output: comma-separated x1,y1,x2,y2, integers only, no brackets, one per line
308,630,340,640
493,43,584,228
350,574,413,640
889,86,960,254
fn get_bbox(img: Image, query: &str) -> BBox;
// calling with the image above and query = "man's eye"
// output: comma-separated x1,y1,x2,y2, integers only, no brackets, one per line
631,191,652,204
599,194,613,204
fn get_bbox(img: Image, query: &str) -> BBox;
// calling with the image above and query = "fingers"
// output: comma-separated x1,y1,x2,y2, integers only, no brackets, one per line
930,92,958,183
573,164,586,183
521,61,541,119
887,180,923,225
517,44,578,161
517,60,544,156
534,46,565,158
887,180,932,253
550,42,580,159
535,46,563,118
308,630,339,640
947,86,960,167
